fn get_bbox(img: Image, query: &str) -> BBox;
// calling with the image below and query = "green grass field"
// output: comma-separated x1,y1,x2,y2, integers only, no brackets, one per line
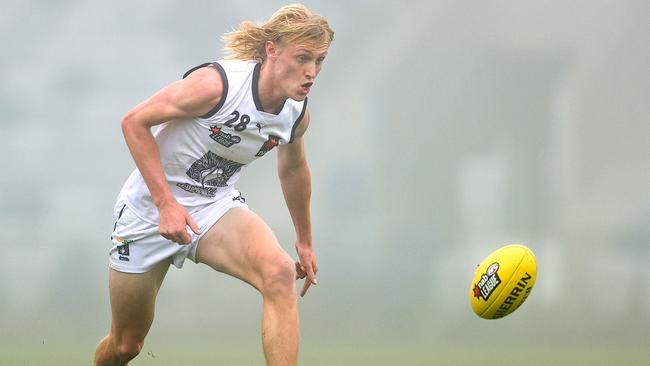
2,339,648,365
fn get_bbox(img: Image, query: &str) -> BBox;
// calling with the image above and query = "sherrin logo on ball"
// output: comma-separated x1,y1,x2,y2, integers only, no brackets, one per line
470,244,537,319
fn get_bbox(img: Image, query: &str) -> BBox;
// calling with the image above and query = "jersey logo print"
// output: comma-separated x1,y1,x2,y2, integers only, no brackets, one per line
177,151,243,197
209,126,241,147
255,135,281,157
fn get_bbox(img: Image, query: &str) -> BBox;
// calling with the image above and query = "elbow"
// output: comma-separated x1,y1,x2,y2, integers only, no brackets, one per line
120,112,131,132
279,161,310,181
120,111,138,134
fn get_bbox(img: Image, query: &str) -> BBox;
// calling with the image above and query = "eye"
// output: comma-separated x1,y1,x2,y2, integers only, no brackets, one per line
316,57,325,65
297,55,309,63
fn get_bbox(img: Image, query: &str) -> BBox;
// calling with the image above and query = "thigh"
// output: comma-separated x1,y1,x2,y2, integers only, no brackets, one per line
108,259,171,338
196,207,292,290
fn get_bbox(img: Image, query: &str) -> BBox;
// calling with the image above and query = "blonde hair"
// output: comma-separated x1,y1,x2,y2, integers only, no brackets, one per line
223,4,334,62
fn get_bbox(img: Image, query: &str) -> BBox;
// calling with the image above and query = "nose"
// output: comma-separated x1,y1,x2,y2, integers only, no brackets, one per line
305,62,317,80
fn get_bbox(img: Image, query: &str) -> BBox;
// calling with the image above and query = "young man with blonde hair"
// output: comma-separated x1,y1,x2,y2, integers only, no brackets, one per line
94,4,333,365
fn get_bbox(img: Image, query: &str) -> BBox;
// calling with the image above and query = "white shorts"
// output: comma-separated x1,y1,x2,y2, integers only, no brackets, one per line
109,191,248,273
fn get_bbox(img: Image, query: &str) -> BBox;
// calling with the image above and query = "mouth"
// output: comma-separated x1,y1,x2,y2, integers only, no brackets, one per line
300,82,313,94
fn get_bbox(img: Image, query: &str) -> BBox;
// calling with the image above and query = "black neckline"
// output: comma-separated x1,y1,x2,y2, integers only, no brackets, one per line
252,63,285,115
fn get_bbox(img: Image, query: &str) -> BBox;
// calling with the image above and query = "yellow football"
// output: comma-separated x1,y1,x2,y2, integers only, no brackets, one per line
470,244,537,319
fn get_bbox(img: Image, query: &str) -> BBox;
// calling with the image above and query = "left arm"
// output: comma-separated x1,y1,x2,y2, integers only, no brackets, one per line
277,109,317,297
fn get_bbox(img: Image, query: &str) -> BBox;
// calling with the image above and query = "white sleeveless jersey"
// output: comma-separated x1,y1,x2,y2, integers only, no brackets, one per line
118,60,307,223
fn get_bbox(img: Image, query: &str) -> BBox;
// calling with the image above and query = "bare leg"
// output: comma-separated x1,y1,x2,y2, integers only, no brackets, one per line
94,260,170,366
196,207,299,366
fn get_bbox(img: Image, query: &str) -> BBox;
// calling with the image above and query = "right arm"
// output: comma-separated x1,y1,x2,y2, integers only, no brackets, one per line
121,66,224,244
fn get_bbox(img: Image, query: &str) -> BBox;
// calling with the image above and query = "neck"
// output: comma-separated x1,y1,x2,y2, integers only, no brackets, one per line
258,62,286,114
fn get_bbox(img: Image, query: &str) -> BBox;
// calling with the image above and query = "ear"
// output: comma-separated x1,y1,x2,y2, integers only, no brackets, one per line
265,41,278,60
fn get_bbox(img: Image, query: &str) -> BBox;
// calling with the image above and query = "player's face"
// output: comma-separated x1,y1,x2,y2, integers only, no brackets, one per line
274,42,328,101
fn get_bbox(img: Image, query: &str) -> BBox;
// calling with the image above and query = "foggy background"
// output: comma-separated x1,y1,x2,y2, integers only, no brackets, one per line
1,0,648,365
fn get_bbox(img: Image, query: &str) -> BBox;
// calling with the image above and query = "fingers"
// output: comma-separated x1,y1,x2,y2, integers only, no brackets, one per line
160,229,192,245
301,270,317,297
187,214,202,236
295,261,307,279
160,213,201,245
160,218,199,245
300,278,312,297
305,263,317,285
298,261,318,297
178,230,192,244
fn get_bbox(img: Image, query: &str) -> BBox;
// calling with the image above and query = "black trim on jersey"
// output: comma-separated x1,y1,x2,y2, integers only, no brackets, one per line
182,62,229,119
114,204,127,228
252,62,285,114
111,204,127,238
252,63,264,112
183,62,211,79
289,97,308,143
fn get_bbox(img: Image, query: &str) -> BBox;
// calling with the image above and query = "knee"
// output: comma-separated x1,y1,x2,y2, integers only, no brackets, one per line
114,336,144,362
260,258,296,298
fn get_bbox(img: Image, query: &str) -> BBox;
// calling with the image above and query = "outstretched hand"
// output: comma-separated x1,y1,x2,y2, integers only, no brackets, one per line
295,242,318,297
158,200,201,244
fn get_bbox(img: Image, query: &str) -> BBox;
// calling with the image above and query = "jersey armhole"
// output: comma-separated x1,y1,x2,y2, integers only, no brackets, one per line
289,97,308,143
182,62,229,119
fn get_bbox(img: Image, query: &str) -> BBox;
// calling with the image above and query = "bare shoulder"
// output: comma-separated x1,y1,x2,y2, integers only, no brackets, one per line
123,64,226,127
177,66,224,116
